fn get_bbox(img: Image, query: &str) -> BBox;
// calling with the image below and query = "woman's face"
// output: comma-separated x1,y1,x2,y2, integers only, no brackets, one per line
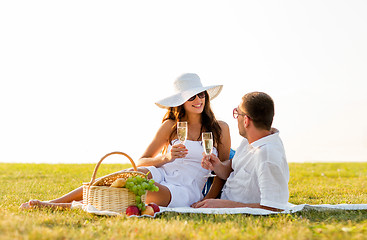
183,92,206,114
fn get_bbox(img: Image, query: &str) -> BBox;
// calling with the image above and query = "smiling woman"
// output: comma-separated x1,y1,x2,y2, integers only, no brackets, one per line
19,73,231,210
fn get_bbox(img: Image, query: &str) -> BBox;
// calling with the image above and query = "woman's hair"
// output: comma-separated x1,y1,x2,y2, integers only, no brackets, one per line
162,91,222,153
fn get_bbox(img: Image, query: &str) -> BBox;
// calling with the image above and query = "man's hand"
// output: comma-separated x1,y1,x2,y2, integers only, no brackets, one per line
201,153,222,171
191,199,231,208
201,153,232,180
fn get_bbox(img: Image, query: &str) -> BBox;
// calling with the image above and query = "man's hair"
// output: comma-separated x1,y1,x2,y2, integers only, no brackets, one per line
241,92,274,130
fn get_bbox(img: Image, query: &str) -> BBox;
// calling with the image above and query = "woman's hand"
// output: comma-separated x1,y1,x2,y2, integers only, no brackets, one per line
164,143,188,163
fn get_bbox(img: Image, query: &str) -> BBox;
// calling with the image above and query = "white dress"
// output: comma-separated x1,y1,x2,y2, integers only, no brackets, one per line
145,140,218,207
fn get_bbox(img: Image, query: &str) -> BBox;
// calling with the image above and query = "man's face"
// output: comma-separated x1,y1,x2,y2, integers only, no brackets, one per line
237,102,248,138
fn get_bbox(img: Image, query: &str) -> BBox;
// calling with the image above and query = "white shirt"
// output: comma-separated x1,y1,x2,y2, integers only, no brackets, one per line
221,130,289,210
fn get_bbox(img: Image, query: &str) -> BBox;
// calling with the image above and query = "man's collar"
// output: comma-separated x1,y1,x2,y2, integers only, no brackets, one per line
250,128,279,148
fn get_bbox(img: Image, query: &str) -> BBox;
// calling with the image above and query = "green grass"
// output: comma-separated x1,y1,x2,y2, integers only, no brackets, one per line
1,162,367,240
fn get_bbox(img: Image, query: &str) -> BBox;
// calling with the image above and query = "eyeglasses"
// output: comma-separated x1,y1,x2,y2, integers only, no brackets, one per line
187,91,206,101
233,107,250,119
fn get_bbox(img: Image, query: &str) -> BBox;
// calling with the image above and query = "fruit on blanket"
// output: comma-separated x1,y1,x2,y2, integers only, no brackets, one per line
137,203,146,212
126,206,140,216
111,178,127,188
125,175,159,211
148,203,160,213
141,205,155,216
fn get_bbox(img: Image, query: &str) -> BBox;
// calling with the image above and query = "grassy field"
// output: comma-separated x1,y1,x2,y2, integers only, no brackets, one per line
0,162,366,240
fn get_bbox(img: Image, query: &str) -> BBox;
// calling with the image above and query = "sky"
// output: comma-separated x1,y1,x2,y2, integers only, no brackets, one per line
1,0,366,164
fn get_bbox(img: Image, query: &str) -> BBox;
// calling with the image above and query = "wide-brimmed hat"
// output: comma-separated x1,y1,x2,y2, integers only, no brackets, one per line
155,73,223,109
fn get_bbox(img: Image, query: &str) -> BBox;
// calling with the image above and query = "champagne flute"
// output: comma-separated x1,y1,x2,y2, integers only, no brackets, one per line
202,132,213,155
202,132,216,178
177,121,188,144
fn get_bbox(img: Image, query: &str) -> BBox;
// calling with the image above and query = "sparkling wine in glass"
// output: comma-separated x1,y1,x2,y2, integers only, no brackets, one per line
202,132,213,155
202,132,216,178
177,121,188,144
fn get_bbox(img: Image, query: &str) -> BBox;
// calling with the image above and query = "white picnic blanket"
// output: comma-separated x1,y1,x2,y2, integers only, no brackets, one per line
71,201,367,217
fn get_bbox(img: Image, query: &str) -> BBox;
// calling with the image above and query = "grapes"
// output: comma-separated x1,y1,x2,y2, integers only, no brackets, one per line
137,203,143,210
136,176,143,184
138,189,145,196
124,174,159,211
126,177,133,183
132,185,138,194
126,182,134,188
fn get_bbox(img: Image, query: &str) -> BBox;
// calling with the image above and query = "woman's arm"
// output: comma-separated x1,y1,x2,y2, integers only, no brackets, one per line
202,176,225,199
137,120,188,167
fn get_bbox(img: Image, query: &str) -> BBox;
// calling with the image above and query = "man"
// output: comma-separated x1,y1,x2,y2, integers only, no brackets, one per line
193,92,289,211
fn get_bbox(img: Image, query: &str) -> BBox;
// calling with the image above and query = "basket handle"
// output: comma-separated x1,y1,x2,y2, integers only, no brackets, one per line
88,151,137,186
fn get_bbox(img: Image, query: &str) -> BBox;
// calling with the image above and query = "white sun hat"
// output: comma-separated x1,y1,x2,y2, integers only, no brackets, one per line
155,73,223,109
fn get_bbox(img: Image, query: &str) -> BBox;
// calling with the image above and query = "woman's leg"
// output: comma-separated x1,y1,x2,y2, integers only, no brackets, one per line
145,183,171,207
48,186,83,203
20,167,172,209
27,200,74,209
19,186,83,210
136,167,172,207
20,168,129,209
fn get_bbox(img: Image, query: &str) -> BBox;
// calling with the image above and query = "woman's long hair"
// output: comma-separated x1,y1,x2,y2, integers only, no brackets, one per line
162,91,222,153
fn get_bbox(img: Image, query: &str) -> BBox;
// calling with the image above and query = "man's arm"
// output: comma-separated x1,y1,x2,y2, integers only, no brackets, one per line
192,199,283,212
202,155,233,180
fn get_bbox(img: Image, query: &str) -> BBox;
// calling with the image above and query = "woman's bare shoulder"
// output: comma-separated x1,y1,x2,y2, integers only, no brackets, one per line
218,120,229,131
161,119,175,128
218,120,231,142
157,119,175,134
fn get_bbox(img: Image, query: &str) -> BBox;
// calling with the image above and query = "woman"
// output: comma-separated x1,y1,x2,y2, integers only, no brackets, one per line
20,73,231,209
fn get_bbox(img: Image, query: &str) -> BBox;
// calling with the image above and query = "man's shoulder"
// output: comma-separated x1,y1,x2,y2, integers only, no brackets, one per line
254,140,287,166
236,138,249,150
259,132,284,152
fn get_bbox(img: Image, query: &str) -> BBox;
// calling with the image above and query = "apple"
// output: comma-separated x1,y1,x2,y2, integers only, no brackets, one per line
125,206,140,216
148,203,160,213
141,205,155,216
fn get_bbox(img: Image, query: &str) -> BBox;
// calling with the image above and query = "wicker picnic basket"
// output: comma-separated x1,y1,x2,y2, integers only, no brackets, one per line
82,151,147,213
